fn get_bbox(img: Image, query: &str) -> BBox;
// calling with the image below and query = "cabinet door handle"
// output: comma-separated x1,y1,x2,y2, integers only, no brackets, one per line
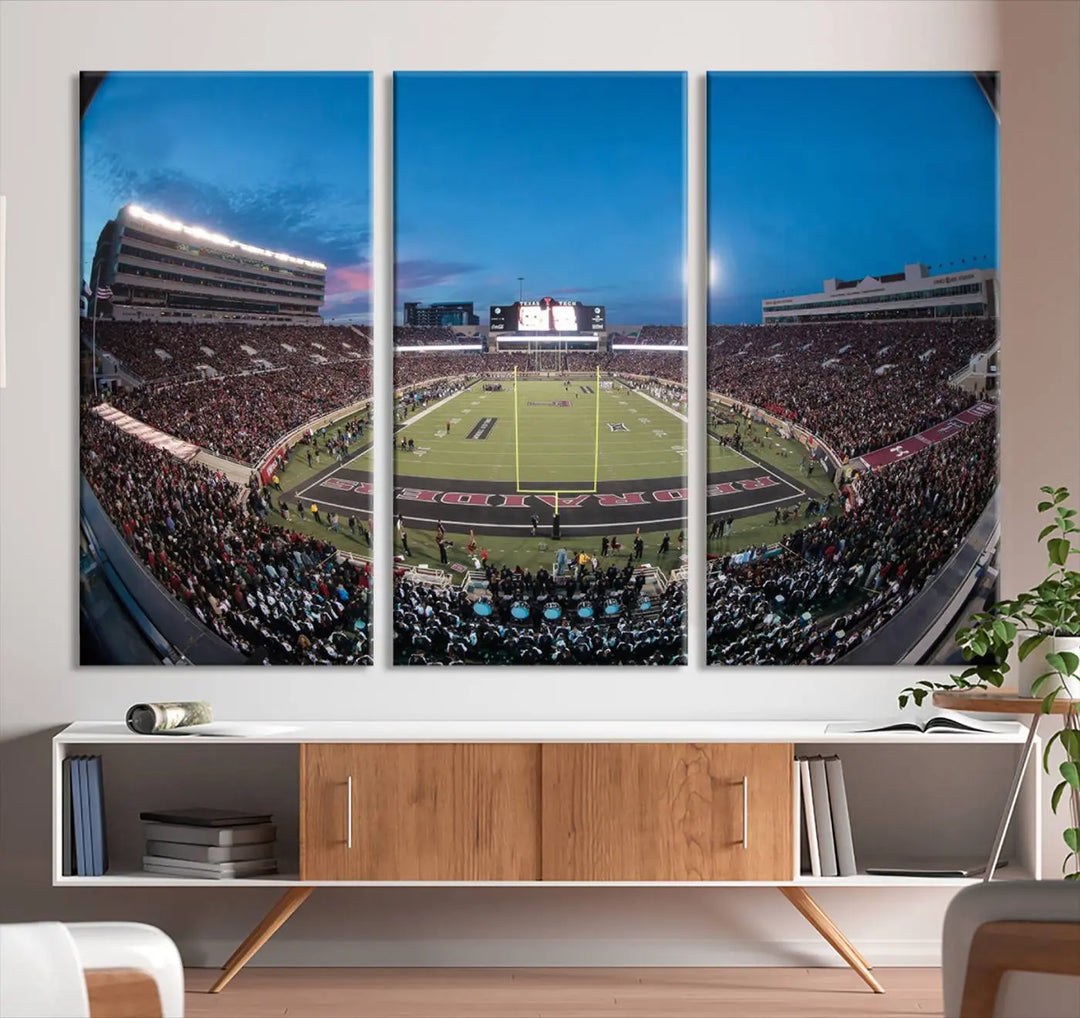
346,774,353,849
742,775,749,850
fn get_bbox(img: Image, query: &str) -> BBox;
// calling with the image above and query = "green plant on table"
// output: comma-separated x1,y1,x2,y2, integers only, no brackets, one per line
899,486,1080,879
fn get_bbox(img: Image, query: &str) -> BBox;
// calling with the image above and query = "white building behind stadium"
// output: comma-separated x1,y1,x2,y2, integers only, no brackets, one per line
761,262,997,324
89,204,327,325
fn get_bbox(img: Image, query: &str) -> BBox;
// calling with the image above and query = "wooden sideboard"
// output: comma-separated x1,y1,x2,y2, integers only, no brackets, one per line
53,721,1039,996
299,742,793,883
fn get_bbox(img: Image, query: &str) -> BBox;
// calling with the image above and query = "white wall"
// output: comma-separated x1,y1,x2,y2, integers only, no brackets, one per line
1,0,1077,967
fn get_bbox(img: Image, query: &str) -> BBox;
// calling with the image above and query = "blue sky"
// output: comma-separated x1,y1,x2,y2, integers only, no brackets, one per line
395,73,686,326
81,72,372,321
708,73,998,325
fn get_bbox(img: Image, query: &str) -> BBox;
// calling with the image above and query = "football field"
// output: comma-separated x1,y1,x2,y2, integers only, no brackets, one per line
395,379,687,489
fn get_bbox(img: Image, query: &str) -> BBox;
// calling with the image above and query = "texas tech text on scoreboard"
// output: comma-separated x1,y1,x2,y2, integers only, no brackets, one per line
489,298,605,335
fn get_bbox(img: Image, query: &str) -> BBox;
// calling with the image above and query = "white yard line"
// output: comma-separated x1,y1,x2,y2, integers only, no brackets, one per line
632,387,688,424
392,512,689,532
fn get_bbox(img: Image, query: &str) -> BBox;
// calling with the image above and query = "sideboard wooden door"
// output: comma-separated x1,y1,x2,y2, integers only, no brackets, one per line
300,743,542,880
541,743,794,881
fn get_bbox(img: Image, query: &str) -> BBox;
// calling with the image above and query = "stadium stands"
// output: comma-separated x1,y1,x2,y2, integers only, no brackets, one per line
81,410,371,665
707,414,997,665
393,325,471,347
88,321,370,383
395,566,686,665
707,318,995,459
110,361,372,465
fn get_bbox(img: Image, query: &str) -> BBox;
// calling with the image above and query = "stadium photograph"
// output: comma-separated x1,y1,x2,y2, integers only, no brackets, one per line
386,72,688,666
705,72,1000,666
78,72,374,666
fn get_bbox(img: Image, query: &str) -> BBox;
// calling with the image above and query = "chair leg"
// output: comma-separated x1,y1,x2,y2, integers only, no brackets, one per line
778,886,885,993
209,887,314,993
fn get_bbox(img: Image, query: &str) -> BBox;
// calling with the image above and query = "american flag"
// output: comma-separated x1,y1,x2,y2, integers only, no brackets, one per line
95,285,113,300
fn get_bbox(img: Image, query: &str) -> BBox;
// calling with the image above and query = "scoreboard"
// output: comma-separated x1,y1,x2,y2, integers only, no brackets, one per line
490,298,605,334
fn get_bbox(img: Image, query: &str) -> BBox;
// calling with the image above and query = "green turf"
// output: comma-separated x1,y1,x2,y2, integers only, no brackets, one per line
396,522,686,577
275,406,374,491
393,379,687,487
707,408,838,501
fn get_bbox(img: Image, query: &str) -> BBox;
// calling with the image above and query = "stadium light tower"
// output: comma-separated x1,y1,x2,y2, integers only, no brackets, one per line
517,276,524,301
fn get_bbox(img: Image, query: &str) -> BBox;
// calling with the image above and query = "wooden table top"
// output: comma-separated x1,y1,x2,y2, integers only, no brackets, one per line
933,689,1078,716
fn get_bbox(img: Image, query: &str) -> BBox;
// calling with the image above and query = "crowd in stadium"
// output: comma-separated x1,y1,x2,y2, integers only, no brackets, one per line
81,411,372,665
393,326,474,347
85,320,370,383
707,318,995,459
707,414,996,665
636,325,687,345
110,360,372,464
393,350,687,389
394,568,686,665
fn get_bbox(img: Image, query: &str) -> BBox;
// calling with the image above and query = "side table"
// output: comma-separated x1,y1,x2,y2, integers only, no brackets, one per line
933,690,1078,880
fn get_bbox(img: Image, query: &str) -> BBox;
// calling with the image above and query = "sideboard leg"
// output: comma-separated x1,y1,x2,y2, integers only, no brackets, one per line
778,886,885,993
209,886,315,993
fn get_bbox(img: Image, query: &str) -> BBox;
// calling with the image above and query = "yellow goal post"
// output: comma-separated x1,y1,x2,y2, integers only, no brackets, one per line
513,365,602,507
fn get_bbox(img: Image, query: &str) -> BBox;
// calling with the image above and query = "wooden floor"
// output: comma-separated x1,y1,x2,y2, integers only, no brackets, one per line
184,967,944,1018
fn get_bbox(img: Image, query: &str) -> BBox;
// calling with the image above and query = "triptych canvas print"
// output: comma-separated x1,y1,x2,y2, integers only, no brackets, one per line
78,71,998,669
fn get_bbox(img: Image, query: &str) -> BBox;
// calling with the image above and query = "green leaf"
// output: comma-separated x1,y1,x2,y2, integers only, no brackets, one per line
1039,501,1055,512
1041,688,1061,713
1065,871,1080,881
1061,760,1080,790
1058,651,1080,676
1048,538,1071,566
1054,489,1070,504
1060,729,1080,757
1031,673,1052,695
1065,828,1080,853
1043,728,1064,770
898,694,909,709
1019,633,1049,661
1046,651,1078,676
913,689,928,707
1040,486,1057,494
1051,781,1067,813
1039,524,1058,541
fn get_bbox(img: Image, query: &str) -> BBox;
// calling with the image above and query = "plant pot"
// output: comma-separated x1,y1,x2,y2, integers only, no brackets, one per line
1017,635,1080,699
1051,636,1080,700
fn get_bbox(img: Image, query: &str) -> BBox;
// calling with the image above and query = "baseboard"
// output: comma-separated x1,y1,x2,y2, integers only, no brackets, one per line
178,937,943,969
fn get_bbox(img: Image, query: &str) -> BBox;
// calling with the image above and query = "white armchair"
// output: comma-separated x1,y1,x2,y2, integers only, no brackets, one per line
942,880,1080,1018
0,922,183,1018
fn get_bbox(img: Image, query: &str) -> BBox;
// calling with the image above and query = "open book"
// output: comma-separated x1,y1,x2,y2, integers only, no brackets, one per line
825,709,1018,735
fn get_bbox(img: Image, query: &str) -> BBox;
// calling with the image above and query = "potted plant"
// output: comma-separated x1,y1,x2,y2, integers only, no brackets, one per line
899,486,1080,879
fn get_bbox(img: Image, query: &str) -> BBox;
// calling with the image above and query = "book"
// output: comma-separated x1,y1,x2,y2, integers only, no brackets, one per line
142,855,278,877
142,862,279,881
139,807,272,827
798,758,821,877
145,840,276,863
75,757,92,877
70,755,86,876
61,756,74,876
825,710,1016,735
808,757,838,877
141,821,277,847
824,756,857,877
794,758,806,878
87,756,108,876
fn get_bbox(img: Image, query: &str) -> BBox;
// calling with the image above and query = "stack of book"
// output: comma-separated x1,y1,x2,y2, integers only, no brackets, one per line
62,755,108,876
140,808,278,879
796,755,857,878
